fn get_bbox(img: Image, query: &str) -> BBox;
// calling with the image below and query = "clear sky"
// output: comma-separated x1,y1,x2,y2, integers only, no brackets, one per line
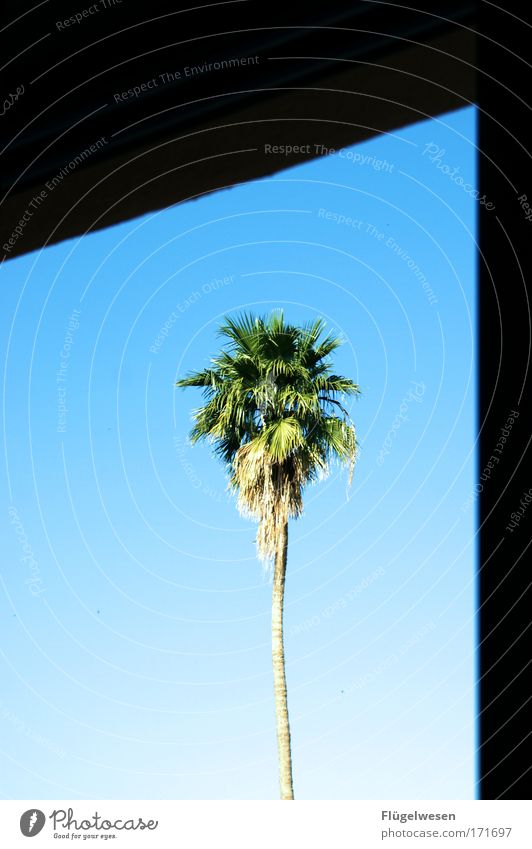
0,106,477,800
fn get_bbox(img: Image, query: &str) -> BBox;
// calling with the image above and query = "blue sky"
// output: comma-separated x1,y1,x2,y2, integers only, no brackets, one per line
0,106,477,800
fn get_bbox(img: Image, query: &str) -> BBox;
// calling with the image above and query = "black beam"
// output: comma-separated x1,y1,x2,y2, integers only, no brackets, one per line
478,1,532,799
1,3,476,260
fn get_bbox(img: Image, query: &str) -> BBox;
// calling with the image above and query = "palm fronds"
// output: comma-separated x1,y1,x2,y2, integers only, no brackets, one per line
176,311,360,566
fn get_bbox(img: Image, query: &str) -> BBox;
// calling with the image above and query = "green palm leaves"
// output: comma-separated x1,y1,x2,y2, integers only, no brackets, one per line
176,311,360,563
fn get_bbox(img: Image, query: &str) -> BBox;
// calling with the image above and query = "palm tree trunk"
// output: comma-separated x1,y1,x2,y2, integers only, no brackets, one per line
272,519,294,799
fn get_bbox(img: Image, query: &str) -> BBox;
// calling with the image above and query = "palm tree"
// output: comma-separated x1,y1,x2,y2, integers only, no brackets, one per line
176,311,359,799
